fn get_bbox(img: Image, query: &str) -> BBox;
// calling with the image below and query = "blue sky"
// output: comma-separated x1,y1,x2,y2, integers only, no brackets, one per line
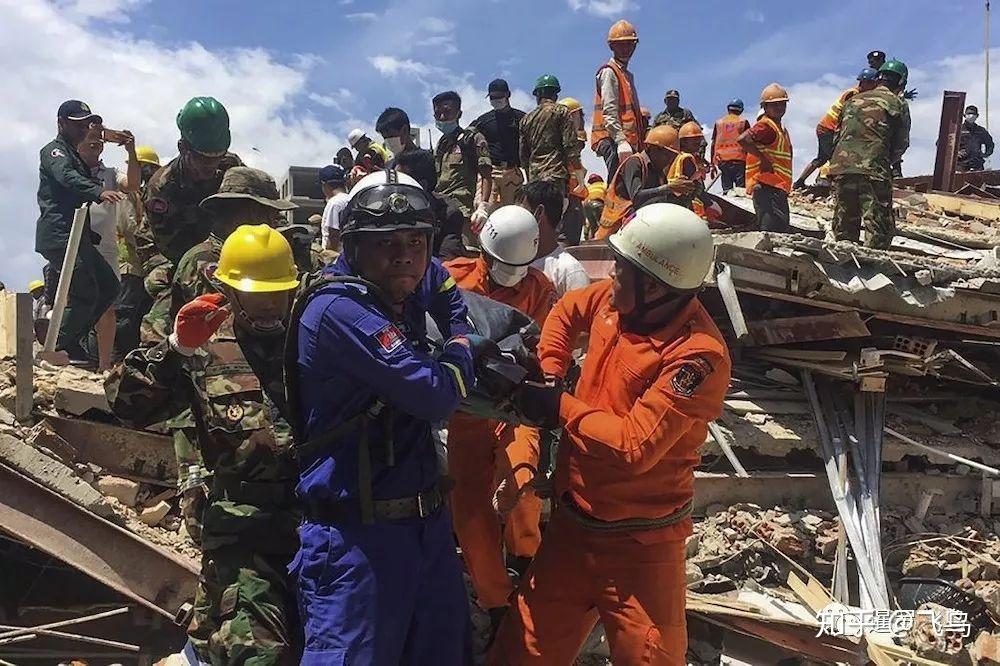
0,0,997,289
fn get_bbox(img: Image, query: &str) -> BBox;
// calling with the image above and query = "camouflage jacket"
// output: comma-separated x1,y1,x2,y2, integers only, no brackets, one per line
434,128,491,215
828,87,910,182
136,153,243,272
106,316,298,552
170,234,224,327
653,106,697,130
519,100,582,184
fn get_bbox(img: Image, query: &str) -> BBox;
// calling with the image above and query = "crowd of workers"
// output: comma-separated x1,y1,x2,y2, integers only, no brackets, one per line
25,15,986,666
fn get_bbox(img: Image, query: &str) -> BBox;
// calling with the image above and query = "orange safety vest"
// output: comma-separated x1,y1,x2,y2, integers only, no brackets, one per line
590,60,645,153
817,87,858,133
713,114,747,163
598,153,649,235
745,117,793,194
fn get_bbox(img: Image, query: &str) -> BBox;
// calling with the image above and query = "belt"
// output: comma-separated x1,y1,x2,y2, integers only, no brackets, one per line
304,485,446,525
561,494,692,533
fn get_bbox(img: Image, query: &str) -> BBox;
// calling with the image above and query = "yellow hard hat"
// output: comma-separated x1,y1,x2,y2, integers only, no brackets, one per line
214,224,300,293
558,97,582,113
760,83,789,104
587,182,607,201
679,121,704,140
28,279,45,293
645,124,679,150
607,19,638,43
134,145,160,166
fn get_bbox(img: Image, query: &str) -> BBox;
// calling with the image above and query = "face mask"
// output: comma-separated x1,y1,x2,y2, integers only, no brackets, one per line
966,114,979,124
490,98,509,111
489,262,528,287
436,119,459,134
385,136,405,156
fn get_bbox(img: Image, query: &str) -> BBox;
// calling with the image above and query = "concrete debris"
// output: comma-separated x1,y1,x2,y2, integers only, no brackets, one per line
138,500,172,526
96,475,140,507
53,367,111,415
969,630,1000,665
901,602,971,663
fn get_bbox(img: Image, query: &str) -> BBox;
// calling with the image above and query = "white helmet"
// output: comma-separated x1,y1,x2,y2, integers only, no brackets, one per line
348,168,422,197
608,203,713,290
347,128,367,148
480,205,539,266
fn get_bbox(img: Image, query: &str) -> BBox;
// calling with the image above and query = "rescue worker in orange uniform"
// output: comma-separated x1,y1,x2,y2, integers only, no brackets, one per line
678,121,719,221
491,203,731,665
739,83,794,233
444,205,556,638
591,20,646,180
710,98,750,193
597,124,696,240
793,68,879,189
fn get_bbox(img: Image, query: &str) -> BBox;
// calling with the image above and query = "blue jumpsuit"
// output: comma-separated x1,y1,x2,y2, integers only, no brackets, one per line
292,255,476,665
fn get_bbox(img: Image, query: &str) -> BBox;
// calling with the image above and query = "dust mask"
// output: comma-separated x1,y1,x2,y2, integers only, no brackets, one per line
489,262,528,287
385,136,405,156
491,98,509,111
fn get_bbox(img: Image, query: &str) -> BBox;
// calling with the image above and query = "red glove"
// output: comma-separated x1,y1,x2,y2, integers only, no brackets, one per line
174,293,230,349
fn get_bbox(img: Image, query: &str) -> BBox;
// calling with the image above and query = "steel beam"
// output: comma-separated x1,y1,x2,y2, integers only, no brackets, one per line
932,91,967,192
0,462,197,619
45,415,176,481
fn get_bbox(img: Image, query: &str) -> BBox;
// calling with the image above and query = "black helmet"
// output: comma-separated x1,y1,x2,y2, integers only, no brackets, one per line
340,168,436,236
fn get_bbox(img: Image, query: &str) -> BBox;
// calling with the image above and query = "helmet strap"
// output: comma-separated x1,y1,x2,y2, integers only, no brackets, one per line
622,272,695,333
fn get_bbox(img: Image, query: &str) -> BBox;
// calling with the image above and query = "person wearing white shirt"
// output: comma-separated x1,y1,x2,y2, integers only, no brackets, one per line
318,164,349,252
518,181,591,297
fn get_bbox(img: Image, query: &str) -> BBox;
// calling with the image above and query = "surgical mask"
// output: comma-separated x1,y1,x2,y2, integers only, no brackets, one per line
385,136,405,156
436,119,459,134
489,262,528,287
966,114,979,123
490,98,509,111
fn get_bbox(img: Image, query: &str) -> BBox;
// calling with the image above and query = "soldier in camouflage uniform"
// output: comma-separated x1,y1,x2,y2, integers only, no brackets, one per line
139,96,242,343
107,225,302,664
519,75,584,188
652,89,698,130
432,90,493,247
828,59,911,250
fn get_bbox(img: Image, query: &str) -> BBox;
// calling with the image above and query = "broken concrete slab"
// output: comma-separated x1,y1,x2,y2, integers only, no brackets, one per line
0,434,115,521
53,368,111,416
138,501,171,527
45,415,176,481
96,476,140,507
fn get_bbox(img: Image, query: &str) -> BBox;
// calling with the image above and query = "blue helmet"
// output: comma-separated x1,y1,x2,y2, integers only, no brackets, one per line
727,98,744,111
857,67,879,82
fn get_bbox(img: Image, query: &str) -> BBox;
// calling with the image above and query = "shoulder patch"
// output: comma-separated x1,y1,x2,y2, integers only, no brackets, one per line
147,197,169,215
671,356,714,397
204,262,218,282
374,323,404,354
51,148,66,158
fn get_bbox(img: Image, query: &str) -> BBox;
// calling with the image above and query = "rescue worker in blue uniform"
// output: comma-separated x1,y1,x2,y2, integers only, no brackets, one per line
288,168,492,664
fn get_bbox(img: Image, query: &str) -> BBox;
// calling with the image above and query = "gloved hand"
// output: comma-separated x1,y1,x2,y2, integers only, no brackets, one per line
470,203,490,234
513,380,563,429
903,88,918,101
170,293,230,355
616,141,633,161
461,333,501,362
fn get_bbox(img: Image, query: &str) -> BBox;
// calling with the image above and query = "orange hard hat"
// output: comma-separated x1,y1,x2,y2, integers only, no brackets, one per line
679,121,704,139
644,124,679,150
760,83,789,104
607,19,638,43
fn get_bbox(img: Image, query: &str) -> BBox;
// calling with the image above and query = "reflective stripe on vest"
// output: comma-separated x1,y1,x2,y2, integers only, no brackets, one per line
817,87,858,133
599,153,649,229
713,114,746,163
591,61,645,152
745,117,793,194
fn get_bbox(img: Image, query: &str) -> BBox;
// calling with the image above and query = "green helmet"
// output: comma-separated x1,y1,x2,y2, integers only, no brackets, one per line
177,96,231,156
533,74,561,95
879,59,908,86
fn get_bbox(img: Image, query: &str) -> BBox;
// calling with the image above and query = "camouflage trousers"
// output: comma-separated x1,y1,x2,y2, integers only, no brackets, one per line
832,175,895,250
140,257,173,344
189,544,301,665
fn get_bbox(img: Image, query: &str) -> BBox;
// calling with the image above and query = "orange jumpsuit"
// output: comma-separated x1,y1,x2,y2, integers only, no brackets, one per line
491,280,731,665
444,256,556,609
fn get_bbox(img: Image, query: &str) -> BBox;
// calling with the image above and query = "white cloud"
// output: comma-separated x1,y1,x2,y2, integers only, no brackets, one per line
419,17,455,33
743,9,764,24
566,0,637,18
368,55,435,77
338,0,354,4
0,0,347,289
307,88,355,115
345,12,377,21
54,0,147,22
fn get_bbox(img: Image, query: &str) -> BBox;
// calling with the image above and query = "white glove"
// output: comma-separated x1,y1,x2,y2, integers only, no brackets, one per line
616,141,633,161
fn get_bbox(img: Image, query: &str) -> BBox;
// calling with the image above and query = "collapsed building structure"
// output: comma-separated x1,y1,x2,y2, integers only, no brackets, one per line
3,92,1000,664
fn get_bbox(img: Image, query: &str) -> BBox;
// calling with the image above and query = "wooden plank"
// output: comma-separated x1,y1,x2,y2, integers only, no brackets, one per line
753,348,848,362
923,190,1000,221
0,291,15,358
748,311,870,346
786,570,831,615
15,293,32,422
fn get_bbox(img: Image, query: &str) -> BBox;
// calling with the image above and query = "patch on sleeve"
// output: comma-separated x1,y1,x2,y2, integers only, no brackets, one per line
147,197,169,215
203,262,218,282
670,356,714,397
50,148,66,158
374,323,404,354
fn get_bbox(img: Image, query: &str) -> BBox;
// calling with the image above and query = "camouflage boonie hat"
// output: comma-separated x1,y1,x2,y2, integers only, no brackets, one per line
200,167,297,211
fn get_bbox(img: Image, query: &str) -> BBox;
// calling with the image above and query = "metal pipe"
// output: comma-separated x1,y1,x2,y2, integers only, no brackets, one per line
885,427,1000,476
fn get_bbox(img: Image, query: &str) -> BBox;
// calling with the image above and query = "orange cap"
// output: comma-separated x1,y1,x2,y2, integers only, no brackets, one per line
760,83,789,104
607,19,638,43
645,124,679,150
679,121,704,139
